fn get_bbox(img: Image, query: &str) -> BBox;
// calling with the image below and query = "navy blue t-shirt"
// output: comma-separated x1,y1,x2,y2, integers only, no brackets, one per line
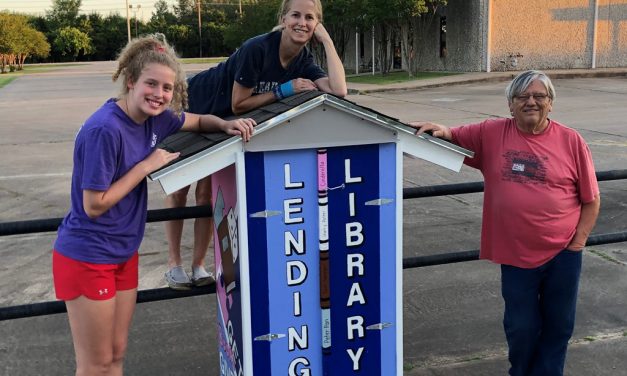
187,30,327,117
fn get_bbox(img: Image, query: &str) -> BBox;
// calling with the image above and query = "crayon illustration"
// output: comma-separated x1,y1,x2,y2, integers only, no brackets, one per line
318,148,332,372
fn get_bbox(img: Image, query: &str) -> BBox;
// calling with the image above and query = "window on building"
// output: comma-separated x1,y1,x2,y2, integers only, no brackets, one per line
440,17,447,58
360,32,365,59
394,43,401,69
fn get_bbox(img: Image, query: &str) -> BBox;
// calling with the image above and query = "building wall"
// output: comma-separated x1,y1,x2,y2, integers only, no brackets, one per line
490,0,591,70
489,0,627,71
595,0,627,67
340,0,627,73
436,0,486,72
343,28,377,74
341,0,486,73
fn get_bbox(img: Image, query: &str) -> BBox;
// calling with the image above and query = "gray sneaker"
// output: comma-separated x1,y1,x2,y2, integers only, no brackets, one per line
191,266,215,287
165,265,192,290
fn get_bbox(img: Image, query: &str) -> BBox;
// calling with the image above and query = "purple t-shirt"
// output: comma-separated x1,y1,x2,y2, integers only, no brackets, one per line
54,99,184,263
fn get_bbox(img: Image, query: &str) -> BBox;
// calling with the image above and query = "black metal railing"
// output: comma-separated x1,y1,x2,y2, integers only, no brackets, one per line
1,169,626,321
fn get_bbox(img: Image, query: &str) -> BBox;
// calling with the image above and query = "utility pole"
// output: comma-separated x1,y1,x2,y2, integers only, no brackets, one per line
125,0,131,42
130,4,141,38
196,0,202,57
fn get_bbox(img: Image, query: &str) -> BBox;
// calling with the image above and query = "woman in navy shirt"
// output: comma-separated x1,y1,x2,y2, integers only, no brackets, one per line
164,0,347,290
188,0,347,117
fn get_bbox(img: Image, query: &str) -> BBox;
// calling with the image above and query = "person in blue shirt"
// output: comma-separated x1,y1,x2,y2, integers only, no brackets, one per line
164,0,347,289
52,34,255,375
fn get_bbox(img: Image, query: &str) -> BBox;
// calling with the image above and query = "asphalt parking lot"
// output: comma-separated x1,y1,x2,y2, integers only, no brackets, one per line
0,62,625,375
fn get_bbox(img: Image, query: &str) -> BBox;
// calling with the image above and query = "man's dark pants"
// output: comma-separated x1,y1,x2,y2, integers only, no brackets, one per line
501,249,583,376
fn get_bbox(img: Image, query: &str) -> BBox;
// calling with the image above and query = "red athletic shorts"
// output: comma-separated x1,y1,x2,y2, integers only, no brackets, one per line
52,250,138,301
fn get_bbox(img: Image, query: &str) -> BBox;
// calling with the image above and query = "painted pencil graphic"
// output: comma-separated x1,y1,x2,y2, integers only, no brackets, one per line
317,148,332,370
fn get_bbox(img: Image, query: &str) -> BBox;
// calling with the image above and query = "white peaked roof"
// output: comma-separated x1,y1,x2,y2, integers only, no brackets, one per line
150,92,473,194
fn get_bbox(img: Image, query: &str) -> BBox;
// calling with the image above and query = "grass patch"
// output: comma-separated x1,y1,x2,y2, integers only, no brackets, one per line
403,363,416,371
0,75,17,88
181,57,227,64
347,71,460,85
22,63,86,73
588,249,625,265
461,355,486,362
584,336,596,342
0,63,89,88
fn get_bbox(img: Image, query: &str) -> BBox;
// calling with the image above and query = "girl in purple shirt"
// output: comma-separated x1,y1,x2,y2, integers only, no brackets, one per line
52,34,255,375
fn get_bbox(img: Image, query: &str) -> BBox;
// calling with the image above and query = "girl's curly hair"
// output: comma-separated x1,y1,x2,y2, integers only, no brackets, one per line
112,33,188,114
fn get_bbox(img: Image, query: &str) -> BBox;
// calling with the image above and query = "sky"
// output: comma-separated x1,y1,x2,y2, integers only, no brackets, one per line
0,0,180,21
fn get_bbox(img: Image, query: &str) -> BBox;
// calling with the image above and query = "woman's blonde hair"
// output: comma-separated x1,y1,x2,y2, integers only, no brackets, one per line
272,0,323,31
112,34,188,114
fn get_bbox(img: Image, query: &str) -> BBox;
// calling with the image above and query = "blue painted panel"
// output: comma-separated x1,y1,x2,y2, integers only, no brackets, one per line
245,144,397,375
248,149,322,374
378,143,398,372
245,152,271,373
326,144,381,375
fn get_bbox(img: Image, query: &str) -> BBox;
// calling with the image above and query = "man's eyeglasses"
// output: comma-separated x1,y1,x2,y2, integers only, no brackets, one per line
514,94,551,103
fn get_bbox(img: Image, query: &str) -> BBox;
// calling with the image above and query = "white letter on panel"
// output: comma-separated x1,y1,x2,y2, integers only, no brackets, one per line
284,198,304,224
346,222,364,247
346,282,366,306
347,316,364,340
287,261,308,286
284,164,304,189
288,325,309,351
347,347,364,371
288,357,311,376
347,254,364,277
344,159,363,184
285,229,305,256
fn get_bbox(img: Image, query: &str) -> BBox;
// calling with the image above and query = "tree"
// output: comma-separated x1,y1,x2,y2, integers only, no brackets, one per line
0,12,20,72
173,0,196,24
163,24,194,56
134,0,238,58
86,13,128,61
148,0,178,34
15,27,50,69
365,0,413,75
223,0,279,51
312,0,368,69
356,0,447,76
0,12,50,72
29,15,52,36
53,26,93,60
202,0,241,56
404,0,447,76
47,0,82,28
